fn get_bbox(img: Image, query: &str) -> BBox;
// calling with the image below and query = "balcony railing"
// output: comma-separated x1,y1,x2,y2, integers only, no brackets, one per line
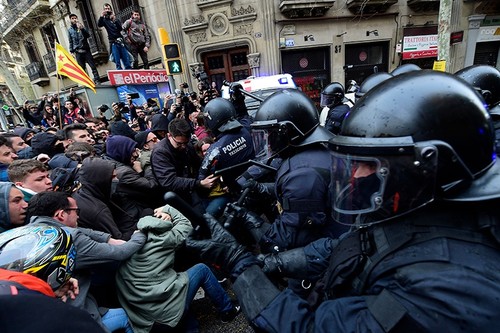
42,52,56,73
346,0,397,14
25,61,48,82
0,0,51,40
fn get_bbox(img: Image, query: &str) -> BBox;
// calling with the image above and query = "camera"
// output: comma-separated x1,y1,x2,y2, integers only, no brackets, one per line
97,104,109,111
174,104,182,113
180,82,189,89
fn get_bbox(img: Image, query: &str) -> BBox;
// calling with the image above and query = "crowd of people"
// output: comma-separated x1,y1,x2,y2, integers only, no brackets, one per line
0,64,500,333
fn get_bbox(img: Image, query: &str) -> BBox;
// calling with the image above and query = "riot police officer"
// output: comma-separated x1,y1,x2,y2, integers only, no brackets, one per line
455,65,500,153
318,82,351,134
198,98,255,217
240,89,348,253
187,70,500,332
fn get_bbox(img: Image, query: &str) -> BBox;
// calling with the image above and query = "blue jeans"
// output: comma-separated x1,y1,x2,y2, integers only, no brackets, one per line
111,43,132,70
205,196,230,219
186,263,233,313
101,308,134,333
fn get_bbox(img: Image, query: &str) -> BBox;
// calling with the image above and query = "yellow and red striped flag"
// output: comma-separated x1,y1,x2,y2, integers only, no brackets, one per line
55,42,96,93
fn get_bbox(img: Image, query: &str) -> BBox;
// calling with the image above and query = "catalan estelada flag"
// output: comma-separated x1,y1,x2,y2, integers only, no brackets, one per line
55,42,96,93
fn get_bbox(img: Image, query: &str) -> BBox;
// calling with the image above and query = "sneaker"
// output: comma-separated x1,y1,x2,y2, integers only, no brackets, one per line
220,304,241,323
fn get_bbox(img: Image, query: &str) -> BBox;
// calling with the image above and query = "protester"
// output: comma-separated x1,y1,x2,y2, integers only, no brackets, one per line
68,13,101,84
122,10,150,69
116,205,240,332
98,3,131,70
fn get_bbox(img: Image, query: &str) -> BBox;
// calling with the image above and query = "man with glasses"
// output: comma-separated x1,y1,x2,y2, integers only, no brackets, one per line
27,191,146,333
152,118,218,210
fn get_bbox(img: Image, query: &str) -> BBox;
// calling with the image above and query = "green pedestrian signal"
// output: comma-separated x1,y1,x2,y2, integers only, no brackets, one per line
167,59,183,74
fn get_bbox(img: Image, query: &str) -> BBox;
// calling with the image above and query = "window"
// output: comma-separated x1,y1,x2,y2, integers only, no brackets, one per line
203,47,250,88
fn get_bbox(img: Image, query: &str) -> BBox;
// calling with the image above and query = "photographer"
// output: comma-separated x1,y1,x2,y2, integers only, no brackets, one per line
109,102,136,139
97,3,132,70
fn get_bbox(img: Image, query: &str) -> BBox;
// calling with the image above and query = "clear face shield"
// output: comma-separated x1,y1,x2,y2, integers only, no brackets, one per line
320,93,337,108
251,121,289,162
329,142,439,227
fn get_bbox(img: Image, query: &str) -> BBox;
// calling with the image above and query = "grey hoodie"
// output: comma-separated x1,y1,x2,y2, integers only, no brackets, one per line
0,182,14,233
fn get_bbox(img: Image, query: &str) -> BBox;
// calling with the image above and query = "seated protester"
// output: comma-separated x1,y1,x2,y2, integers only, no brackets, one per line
3,132,35,160
193,112,212,141
108,110,136,139
49,124,95,170
0,224,105,333
2,133,29,154
0,136,18,181
62,123,95,148
151,118,217,210
115,205,240,332
104,135,162,218
134,130,160,174
27,191,146,333
30,132,65,161
7,159,52,201
149,113,170,139
194,136,214,159
72,157,137,240
0,182,28,232
12,127,36,146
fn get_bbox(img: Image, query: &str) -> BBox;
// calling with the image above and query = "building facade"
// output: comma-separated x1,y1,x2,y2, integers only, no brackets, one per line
0,0,498,107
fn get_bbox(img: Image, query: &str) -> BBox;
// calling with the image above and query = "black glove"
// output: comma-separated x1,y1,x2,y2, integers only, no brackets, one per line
241,179,272,196
186,213,258,279
227,203,270,243
260,247,308,279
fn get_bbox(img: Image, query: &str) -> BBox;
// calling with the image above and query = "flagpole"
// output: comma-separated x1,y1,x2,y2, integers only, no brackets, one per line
55,42,63,129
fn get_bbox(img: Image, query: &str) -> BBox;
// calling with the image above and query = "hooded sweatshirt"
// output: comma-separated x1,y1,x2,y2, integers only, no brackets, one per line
0,182,14,232
72,157,137,240
105,135,137,165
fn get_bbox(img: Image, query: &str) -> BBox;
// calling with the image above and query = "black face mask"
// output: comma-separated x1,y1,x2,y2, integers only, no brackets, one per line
338,173,381,212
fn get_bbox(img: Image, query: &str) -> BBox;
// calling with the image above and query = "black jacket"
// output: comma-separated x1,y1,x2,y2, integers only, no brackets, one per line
151,138,202,203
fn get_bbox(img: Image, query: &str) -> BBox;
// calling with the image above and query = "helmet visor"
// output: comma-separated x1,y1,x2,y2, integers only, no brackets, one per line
329,143,438,226
251,127,284,162
320,93,337,108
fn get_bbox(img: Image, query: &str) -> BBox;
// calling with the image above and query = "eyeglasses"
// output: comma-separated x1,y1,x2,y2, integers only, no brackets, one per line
65,208,80,215
170,136,189,147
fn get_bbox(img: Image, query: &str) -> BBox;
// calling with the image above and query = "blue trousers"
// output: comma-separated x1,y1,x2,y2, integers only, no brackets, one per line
111,43,132,70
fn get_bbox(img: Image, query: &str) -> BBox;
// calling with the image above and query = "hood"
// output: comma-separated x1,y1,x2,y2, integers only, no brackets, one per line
31,132,64,157
13,127,36,141
0,182,14,231
78,157,115,200
48,153,79,169
134,130,150,150
106,135,137,165
150,114,170,132
137,215,174,232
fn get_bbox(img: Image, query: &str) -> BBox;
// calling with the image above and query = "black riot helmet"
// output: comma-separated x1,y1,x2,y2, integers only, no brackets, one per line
390,63,421,76
320,82,345,107
354,72,393,101
252,89,333,161
455,65,500,110
203,98,242,136
328,70,498,227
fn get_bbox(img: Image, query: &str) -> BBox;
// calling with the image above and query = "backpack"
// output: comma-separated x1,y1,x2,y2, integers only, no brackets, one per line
49,167,81,194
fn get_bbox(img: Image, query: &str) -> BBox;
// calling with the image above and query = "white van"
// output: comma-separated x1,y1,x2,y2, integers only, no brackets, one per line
221,74,297,117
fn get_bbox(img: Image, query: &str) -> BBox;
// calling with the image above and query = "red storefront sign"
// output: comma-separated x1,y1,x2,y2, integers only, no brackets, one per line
402,26,438,60
107,69,169,85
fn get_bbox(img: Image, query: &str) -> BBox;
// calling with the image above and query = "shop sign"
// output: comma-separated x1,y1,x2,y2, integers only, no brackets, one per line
477,26,500,42
107,69,169,85
402,34,438,60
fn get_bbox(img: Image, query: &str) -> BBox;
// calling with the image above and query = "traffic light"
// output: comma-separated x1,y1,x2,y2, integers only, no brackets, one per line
163,43,183,74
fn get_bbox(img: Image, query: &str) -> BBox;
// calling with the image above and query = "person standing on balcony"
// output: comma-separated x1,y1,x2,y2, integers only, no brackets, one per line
68,14,101,85
98,3,132,70
121,10,150,69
